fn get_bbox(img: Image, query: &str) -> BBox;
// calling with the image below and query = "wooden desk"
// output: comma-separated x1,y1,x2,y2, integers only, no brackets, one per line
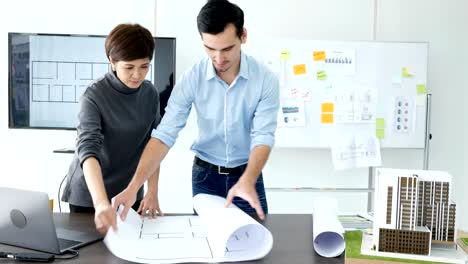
0,213,344,263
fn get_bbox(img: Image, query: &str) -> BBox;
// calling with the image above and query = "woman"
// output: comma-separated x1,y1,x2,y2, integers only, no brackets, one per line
62,23,163,234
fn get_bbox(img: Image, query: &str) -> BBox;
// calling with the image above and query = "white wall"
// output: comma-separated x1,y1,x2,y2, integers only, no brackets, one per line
1,0,466,230
0,0,156,210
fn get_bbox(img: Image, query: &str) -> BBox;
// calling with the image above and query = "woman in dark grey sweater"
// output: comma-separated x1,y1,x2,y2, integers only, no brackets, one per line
62,24,162,234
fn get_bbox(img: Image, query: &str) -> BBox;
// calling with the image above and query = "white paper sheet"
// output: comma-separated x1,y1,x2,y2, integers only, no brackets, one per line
278,98,306,127
312,197,345,257
104,194,273,263
331,131,382,170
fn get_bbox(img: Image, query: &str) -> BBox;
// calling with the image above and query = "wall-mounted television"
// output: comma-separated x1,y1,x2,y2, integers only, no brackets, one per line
8,32,176,130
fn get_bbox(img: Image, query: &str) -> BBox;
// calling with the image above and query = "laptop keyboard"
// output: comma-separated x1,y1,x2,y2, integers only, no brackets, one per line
58,237,81,250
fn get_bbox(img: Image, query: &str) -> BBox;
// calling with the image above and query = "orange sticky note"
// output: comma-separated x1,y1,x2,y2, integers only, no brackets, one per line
313,51,326,61
293,64,307,75
321,114,334,124
321,103,334,113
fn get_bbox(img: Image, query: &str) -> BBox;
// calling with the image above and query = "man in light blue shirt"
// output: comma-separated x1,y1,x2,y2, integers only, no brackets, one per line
113,0,279,220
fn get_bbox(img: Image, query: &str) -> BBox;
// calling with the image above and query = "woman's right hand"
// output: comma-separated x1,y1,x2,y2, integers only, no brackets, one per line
94,200,117,235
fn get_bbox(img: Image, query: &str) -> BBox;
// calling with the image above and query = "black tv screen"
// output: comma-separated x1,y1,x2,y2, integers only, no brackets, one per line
8,32,176,130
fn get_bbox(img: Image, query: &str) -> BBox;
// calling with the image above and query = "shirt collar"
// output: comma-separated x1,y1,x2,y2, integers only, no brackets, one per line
205,51,249,81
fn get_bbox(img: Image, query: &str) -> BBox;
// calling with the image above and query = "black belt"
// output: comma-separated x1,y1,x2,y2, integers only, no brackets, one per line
194,157,246,175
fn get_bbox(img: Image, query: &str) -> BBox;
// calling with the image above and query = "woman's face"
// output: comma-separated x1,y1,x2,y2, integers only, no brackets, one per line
110,58,150,89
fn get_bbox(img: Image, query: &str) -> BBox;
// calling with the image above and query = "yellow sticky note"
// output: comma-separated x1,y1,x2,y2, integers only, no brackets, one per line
402,67,413,77
316,70,327,80
293,64,307,75
313,51,326,61
321,114,334,124
321,103,334,113
376,129,385,139
280,50,291,61
376,118,385,129
416,84,427,94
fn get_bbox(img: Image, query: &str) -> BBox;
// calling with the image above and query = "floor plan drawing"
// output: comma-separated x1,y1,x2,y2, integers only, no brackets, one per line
104,194,273,263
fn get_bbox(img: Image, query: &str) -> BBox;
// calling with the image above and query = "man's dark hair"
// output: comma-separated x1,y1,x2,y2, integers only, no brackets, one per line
105,23,155,62
197,0,244,38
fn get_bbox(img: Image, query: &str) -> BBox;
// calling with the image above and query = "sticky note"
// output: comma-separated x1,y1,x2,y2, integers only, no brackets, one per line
416,84,427,94
376,118,385,129
313,51,326,61
321,114,334,124
402,67,413,77
316,70,327,80
376,129,385,139
321,103,334,113
293,64,307,75
280,50,291,61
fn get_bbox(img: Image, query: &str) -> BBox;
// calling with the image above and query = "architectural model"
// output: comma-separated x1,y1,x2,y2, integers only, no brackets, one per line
373,168,456,255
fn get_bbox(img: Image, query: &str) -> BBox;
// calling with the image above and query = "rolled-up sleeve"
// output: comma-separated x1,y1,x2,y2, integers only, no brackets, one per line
151,71,195,148
76,94,103,166
250,72,280,150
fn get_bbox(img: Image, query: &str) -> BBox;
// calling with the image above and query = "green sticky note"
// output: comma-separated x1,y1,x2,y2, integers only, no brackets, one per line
280,50,291,61
376,129,385,139
316,70,327,80
376,118,385,129
402,67,413,77
416,84,427,94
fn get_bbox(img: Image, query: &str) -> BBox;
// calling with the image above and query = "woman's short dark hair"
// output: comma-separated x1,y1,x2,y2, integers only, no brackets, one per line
197,0,244,38
105,23,155,62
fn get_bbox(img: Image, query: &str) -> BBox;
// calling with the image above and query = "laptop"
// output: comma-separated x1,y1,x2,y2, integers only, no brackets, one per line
0,187,102,254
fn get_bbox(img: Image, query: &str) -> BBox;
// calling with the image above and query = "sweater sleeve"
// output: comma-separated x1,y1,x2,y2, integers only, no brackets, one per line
76,92,103,167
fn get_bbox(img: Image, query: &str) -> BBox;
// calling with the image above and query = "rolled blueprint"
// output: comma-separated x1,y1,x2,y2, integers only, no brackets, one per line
312,197,345,257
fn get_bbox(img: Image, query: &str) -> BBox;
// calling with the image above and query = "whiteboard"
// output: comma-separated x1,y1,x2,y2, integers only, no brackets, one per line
245,39,428,149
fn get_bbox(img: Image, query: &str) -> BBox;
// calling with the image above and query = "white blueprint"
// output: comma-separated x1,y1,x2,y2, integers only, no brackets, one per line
104,194,273,263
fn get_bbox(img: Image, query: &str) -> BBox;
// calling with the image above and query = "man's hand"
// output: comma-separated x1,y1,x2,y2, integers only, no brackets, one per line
137,190,164,219
94,200,117,235
111,188,137,221
225,178,265,220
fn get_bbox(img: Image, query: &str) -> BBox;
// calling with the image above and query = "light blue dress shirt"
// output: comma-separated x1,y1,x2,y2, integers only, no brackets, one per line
152,51,279,167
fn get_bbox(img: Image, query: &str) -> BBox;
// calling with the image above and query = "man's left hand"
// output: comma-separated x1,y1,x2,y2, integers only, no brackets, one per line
137,190,164,219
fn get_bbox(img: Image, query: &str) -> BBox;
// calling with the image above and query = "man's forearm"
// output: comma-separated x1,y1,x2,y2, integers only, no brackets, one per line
240,145,271,184
127,138,169,193
146,167,160,195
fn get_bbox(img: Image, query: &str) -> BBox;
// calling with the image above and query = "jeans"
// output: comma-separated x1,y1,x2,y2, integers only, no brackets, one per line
192,161,268,215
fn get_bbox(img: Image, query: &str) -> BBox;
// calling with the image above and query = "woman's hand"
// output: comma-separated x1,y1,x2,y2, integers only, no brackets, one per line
94,200,117,235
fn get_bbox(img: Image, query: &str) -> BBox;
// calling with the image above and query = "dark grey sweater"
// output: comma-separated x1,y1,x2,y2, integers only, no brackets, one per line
62,71,161,207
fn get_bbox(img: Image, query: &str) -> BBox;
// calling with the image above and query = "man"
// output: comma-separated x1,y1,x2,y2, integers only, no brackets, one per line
113,0,279,222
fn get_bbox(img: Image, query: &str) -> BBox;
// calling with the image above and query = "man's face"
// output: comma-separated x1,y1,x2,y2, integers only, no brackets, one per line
201,24,246,74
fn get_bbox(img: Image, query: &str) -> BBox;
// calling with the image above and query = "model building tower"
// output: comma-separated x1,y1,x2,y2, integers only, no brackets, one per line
373,169,456,256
